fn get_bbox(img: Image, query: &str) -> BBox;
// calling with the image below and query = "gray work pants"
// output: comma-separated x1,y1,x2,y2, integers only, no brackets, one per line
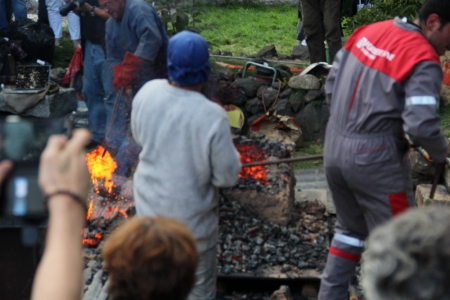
302,0,342,63
188,246,217,300
318,126,415,300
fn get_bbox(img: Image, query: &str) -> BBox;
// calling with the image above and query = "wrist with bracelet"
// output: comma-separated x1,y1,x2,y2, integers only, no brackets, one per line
44,190,87,214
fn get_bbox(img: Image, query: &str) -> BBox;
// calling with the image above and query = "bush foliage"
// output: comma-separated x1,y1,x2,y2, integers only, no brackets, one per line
343,0,425,36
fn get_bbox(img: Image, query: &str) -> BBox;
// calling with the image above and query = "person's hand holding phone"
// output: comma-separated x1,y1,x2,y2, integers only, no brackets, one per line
31,129,91,300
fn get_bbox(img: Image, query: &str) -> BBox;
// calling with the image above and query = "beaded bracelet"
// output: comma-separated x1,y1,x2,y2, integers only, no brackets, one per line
44,190,87,213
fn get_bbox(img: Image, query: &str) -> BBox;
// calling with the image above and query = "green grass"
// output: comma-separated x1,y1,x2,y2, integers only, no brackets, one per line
294,142,324,170
440,106,450,137
199,3,298,56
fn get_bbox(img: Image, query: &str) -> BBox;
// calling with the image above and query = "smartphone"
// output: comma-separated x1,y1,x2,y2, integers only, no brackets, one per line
0,116,67,220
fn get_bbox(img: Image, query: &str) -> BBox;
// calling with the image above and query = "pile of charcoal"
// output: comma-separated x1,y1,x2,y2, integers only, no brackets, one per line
217,193,335,276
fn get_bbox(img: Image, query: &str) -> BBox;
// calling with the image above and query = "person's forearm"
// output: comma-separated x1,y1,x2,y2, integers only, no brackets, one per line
31,195,85,300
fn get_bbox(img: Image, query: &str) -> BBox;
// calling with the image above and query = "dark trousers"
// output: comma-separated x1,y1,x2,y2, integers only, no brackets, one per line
38,0,49,25
302,0,342,63
318,126,415,299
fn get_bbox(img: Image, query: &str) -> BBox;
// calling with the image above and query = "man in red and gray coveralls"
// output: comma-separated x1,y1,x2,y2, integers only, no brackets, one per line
319,0,450,299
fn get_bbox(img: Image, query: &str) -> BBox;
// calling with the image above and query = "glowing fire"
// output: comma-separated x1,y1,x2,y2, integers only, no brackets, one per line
82,237,101,247
82,146,129,247
81,229,102,247
236,144,269,185
86,200,93,220
86,145,117,194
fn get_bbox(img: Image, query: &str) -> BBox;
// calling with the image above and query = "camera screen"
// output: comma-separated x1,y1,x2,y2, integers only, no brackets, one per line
0,116,66,220
0,116,66,163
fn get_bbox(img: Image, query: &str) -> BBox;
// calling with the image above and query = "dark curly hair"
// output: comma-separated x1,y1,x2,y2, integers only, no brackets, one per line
102,216,199,300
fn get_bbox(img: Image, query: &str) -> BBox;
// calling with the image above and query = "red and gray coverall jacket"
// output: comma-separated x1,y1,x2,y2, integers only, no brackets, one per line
318,17,449,300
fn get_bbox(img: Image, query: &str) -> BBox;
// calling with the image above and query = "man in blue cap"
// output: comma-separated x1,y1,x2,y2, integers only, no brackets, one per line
131,31,241,300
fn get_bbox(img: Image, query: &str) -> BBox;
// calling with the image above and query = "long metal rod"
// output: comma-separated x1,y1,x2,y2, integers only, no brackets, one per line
429,163,444,199
210,54,309,67
101,87,124,157
241,154,323,168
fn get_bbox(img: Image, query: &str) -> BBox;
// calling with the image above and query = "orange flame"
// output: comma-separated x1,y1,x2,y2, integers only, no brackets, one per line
82,238,101,247
236,144,269,185
86,200,93,221
119,209,128,218
86,145,117,194
82,230,104,247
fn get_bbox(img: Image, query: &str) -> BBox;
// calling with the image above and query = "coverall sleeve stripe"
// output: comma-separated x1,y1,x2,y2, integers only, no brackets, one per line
405,96,437,106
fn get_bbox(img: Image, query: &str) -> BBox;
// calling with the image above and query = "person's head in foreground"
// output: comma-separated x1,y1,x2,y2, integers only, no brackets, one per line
102,216,199,300
167,30,210,88
418,0,450,55
362,206,450,300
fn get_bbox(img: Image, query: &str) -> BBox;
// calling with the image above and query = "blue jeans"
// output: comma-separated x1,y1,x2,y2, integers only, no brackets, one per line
104,62,141,177
0,0,27,31
82,41,107,144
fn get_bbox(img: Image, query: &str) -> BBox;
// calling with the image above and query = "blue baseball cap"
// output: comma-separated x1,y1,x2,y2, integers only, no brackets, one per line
167,31,210,86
